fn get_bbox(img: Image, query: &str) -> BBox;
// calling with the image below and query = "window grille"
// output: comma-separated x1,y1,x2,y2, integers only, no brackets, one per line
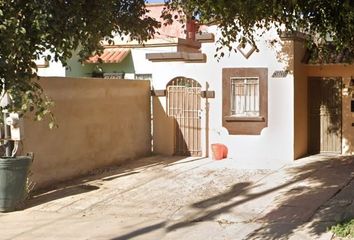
103,72,125,79
135,74,152,80
230,77,259,117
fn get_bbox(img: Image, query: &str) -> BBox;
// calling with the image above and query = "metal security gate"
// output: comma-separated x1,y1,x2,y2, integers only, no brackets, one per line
309,77,342,154
167,77,202,156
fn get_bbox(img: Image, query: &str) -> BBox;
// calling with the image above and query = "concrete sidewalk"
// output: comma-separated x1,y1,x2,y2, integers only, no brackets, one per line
0,155,353,240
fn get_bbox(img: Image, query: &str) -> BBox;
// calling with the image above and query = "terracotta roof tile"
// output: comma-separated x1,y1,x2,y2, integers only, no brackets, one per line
87,48,130,64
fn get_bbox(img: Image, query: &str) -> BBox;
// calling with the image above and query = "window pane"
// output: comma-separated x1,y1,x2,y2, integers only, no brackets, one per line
230,77,259,117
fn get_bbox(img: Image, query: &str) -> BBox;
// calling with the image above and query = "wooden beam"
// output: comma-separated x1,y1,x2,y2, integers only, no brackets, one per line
201,90,215,98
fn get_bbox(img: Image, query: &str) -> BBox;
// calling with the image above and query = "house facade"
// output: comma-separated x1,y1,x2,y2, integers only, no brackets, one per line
147,27,304,165
62,4,354,165
35,57,66,77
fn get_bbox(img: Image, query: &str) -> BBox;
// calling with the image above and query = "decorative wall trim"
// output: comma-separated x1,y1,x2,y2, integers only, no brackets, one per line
201,90,215,98
222,68,268,135
146,52,206,63
196,33,215,43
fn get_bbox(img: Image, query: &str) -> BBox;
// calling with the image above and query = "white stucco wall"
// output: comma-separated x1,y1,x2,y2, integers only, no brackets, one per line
37,60,66,77
135,26,295,165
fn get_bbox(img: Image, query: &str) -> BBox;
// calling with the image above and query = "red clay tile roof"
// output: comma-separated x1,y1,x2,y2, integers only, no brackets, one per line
87,48,130,64
146,4,207,39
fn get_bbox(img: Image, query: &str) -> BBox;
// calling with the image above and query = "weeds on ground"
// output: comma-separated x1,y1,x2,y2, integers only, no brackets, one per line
330,218,354,238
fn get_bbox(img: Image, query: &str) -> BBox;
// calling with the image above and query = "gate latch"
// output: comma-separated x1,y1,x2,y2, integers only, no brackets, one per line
198,110,203,119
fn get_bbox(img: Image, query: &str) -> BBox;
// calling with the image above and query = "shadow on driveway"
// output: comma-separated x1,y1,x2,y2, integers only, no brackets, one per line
109,155,354,240
25,155,192,209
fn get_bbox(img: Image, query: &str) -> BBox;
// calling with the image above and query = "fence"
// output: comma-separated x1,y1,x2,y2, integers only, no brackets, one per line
22,77,151,189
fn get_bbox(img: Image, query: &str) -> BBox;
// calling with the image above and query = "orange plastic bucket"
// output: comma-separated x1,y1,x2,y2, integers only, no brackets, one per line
211,144,228,160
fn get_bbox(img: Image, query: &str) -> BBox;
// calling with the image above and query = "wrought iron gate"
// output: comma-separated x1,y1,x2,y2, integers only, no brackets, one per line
167,77,202,156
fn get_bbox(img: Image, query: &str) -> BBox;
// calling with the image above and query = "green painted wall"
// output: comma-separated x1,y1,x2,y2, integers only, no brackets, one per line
66,52,135,78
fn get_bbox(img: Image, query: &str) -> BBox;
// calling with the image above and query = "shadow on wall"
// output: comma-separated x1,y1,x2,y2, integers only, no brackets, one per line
275,39,293,75
152,95,175,156
157,76,202,157
259,35,296,77
321,79,342,135
174,119,190,156
152,95,192,156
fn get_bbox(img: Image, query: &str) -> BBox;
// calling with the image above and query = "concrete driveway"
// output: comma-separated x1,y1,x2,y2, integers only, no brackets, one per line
0,155,353,240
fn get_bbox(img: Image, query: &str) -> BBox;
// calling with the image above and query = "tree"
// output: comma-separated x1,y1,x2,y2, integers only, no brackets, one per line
0,0,159,125
164,0,354,61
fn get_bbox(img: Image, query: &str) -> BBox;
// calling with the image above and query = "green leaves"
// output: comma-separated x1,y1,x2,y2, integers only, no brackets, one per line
166,0,354,61
330,219,354,238
0,0,159,126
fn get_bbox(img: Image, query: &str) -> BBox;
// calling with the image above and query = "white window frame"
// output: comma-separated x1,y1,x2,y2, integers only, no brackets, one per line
230,77,260,117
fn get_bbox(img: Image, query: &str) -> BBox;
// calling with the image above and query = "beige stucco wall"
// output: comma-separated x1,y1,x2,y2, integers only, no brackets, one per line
305,65,354,155
293,41,308,159
22,77,151,189
152,96,175,155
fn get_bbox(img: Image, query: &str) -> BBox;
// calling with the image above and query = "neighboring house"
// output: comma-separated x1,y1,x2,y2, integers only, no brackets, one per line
35,57,66,77
64,4,185,80
64,4,354,164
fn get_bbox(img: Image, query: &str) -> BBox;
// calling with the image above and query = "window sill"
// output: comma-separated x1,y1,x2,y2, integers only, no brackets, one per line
224,116,265,122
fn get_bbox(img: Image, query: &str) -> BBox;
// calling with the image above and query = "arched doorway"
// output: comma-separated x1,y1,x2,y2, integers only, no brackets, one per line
167,77,202,156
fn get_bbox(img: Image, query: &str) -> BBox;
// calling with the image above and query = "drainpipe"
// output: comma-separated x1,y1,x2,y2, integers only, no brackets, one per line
186,17,198,41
